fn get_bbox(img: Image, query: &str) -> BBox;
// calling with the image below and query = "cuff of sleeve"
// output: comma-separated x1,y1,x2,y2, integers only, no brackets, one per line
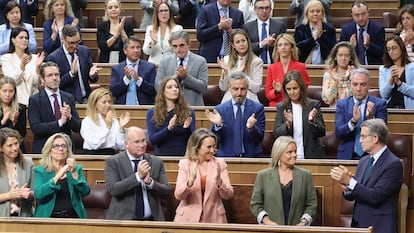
123,76,130,85
301,213,312,226
257,210,268,224
348,177,357,190
136,77,143,87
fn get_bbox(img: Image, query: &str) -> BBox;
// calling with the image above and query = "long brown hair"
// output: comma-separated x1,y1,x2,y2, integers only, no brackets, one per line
227,29,256,75
151,2,176,33
383,36,410,68
282,70,309,108
0,128,24,176
152,77,191,128
0,77,19,122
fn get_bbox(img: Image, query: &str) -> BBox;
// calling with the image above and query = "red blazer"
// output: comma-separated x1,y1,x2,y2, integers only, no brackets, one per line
174,157,233,223
265,61,310,107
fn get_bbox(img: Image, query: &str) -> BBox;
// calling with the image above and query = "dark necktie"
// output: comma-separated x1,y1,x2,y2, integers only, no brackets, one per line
357,27,365,65
220,8,230,57
362,156,374,183
233,103,243,156
52,94,61,120
132,159,144,220
179,58,184,67
261,23,268,64
354,101,364,156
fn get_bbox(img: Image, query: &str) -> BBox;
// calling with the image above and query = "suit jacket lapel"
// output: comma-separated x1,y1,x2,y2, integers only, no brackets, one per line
289,168,302,224
39,90,54,120
271,169,285,218
120,152,134,176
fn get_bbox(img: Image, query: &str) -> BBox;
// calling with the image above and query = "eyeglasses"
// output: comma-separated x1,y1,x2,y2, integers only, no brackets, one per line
255,6,271,11
387,46,399,52
51,144,67,150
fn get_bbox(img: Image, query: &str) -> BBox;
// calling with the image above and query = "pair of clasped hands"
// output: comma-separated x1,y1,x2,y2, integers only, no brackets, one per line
53,158,79,184
187,161,222,188
136,159,152,185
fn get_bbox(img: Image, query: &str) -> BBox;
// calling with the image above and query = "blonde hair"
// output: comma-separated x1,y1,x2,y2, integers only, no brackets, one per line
0,77,19,122
44,0,74,20
103,0,121,21
272,33,299,62
184,128,217,161
302,0,327,25
39,133,74,172
85,88,116,125
151,2,176,33
270,136,296,168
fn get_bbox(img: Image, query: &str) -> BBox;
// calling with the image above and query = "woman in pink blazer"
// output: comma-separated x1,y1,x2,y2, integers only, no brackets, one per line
174,128,234,223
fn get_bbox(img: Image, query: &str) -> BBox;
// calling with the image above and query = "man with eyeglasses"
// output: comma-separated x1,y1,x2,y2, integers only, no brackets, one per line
46,24,101,104
28,61,81,153
340,1,385,65
105,126,171,220
334,68,387,160
243,0,286,64
330,118,403,233
155,30,208,106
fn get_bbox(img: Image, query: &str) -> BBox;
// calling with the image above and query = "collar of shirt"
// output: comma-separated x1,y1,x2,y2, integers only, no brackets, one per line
44,88,60,98
356,21,368,32
257,18,270,27
176,54,189,66
370,145,387,166
353,96,368,105
127,151,144,165
217,3,229,13
126,58,139,66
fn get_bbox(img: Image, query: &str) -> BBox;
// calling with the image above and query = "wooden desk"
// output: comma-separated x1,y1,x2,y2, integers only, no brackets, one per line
0,217,373,233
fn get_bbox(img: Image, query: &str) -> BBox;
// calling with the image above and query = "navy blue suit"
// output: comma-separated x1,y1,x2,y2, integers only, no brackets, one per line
46,45,98,102
335,96,387,160
339,20,385,65
110,60,156,105
212,98,265,157
243,18,286,64
0,0,38,25
28,90,81,153
43,16,82,55
294,23,337,63
178,0,214,29
345,149,403,233
196,3,244,63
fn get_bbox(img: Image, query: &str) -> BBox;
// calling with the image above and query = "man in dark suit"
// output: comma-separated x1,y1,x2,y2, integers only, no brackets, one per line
28,61,81,153
105,126,171,220
335,68,387,160
0,0,38,25
110,36,156,105
339,1,385,65
243,0,286,64
205,71,265,157
331,118,403,233
178,0,213,29
46,24,100,103
196,0,244,62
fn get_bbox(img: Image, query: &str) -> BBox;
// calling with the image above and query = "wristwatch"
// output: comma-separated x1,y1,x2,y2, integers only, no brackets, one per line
350,119,357,126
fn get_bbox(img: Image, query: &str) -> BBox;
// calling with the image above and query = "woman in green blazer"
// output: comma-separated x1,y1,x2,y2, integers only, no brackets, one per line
250,136,317,225
34,133,90,218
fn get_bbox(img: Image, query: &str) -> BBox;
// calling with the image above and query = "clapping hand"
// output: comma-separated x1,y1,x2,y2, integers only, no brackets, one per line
71,18,79,27
187,162,198,188
183,117,192,128
272,80,282,93
205,109,223,126
308,108,318,123
284,108,293,128
168,114,177,131
119,111,130,129
105,110,113,128
366,101,375,119
246,113,256,130
215,162,222,187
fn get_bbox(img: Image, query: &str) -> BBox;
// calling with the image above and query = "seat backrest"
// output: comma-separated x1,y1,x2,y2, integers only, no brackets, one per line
383,12,398,28
82,183,111,219
387,134,412,185
307,85,329,107
257,87,269,107
320,131,339,159
203,85,224,106
261,131,275,157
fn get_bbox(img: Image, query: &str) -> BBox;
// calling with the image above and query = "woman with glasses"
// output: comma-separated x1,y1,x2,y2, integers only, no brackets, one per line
80,88,130,155
1,27,45,106
97,0,134,63
0,128,34,217
379,36,414,109
174,128,233,223
143,2,183,66
217,29,263,103
396,4,414,62
34,133,90,218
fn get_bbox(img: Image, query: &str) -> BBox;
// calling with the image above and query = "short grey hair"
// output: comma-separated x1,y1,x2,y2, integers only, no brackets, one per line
229,71,247,81
361,118,388,145
350,67,371,82
169,30,189,44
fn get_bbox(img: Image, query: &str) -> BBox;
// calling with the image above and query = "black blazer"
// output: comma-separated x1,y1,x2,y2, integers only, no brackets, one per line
97,19,134,63
178,0,214,29
28,90,81,153
243,18,287,64
294,22,337,63
46,45,98,101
